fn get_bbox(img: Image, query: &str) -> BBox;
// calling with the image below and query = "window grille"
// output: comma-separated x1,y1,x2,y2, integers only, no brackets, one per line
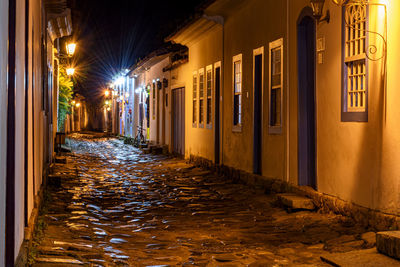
344,4,367,112
192,72,197,126
233,54,242,127
269,39,283,132
206,66,212,127
199,69,204,126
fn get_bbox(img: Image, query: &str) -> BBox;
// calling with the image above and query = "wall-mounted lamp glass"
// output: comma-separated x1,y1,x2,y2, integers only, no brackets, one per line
66,67,75,76
66,43,76,56
310,0,330,23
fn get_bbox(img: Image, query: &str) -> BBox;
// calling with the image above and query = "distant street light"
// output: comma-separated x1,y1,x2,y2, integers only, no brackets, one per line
105,90,110,97
71,100,76,106
66,67,75,76
115,76,124,85
66,43,76,56
75,102,81,108
107,107,111,111
105,100,109,105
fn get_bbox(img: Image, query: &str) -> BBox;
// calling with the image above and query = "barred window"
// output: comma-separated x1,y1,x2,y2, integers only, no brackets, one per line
206,66,212,127
233,54,242,128
343,4,368,121
192,72,197,126
199,69,204,126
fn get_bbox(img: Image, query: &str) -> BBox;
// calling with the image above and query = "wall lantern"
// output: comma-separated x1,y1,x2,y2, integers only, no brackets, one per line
66,67,75,76
331,0,349,6
66,43,76,56
310,0,330,23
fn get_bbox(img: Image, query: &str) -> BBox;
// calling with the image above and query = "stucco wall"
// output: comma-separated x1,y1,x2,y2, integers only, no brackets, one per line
314,0,400,213
185,25,222,162
0,0,8,264
15,0,26,257
222,0,287,179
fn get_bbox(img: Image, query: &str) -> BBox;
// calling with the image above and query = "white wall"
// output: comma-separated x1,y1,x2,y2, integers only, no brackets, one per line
15,0,26,258
0,0,9,264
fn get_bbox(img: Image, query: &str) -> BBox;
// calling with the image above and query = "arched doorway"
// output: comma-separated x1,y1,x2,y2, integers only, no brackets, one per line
297,9,316,189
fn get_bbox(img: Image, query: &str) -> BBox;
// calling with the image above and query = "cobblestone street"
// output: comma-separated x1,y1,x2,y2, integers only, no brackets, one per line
32,133,375,266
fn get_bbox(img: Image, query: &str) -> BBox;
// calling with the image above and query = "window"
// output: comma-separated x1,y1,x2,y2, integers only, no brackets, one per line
342,4,368,122
269,38,283,134
192,71,197,127
199,68,204,127
152,82,156,120
206,65,213,128
233,54,242,129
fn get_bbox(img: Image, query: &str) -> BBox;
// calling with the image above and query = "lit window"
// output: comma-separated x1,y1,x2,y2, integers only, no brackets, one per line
233,54,242,128
206,65,212,128
269,38,283,134
199,69,204,127
192,71,198,126
342,4,368,121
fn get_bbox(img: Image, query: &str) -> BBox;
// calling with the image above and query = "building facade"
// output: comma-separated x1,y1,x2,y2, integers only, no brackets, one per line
0,0,73,265
125,0,399,226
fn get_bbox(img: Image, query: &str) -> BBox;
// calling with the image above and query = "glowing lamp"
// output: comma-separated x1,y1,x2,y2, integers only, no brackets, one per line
71,100,76,105
66,43,76,56
75,102,81,108
105,90,110,97
107,107,111,111
105,100,109,105
66,67,75,76
115,76,124,85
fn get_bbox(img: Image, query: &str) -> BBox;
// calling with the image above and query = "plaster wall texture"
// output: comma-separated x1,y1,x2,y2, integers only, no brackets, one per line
185,25,222,162
222,0,287,179
0,0,8,264
146,57,170,145
15,0,26,258
314,0,400,214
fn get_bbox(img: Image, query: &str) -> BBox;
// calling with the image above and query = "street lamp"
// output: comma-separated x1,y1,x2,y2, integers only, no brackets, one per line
105,90,110,97
66,42,76,56
75,102,81,108
66,67,75,76
71,100,76,106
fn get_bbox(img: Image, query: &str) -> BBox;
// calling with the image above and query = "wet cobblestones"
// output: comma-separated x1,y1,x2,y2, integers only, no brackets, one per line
33,133,373,266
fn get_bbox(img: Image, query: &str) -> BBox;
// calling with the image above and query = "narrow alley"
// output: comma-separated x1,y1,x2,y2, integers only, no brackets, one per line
32,133,376,266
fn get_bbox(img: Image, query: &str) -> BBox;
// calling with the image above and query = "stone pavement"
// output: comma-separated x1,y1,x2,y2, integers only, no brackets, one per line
32,133,380,266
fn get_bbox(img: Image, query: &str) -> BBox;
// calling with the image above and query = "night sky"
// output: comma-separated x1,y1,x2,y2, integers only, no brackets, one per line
69,0,207,102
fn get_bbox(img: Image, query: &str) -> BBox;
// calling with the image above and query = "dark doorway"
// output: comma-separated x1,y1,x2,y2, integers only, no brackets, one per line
297,14,316,189
253,54,262,174
172,87,185,155
214,66,221,164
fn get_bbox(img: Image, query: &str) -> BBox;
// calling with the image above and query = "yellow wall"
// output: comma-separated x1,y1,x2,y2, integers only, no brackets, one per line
184,25,223,161
314,0,400,213
222,0,287,178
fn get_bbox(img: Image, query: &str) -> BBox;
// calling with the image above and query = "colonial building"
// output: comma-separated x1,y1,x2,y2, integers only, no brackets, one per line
126,0,399,229
0,0,73,265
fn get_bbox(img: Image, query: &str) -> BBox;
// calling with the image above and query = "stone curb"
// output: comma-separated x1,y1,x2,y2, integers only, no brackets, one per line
189,154,400,232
